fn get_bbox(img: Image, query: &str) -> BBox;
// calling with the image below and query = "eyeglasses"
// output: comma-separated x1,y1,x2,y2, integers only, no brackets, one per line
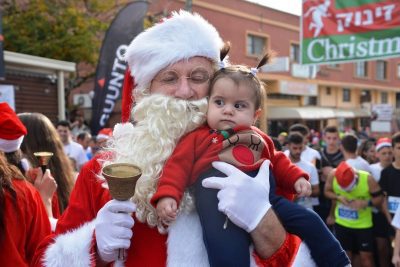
153,67,211,87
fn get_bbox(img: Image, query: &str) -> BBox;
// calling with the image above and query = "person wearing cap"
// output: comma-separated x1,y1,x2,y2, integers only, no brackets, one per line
150,59,348,266
369,137,394,267
0,103,52,265
96,128,113,149
324,161,384,266
32,11,313,267
0,103,58,222
370,137,393,182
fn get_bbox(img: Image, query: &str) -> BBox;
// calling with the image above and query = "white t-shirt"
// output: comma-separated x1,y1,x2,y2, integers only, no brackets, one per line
284,146,321,164
346,156,372,174
295,159,320,209
369,162,383,182
392,205,400,229
64,141,88,170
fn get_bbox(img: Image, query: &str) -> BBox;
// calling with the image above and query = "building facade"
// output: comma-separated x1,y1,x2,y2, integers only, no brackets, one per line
147,0,400,136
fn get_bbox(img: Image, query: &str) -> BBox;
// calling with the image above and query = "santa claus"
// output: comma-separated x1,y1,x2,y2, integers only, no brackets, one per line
36,10,316,267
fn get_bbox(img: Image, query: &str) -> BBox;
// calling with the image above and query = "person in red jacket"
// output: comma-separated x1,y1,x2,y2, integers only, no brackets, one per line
33,10,318,267
153,58,349,267
0,149,51,266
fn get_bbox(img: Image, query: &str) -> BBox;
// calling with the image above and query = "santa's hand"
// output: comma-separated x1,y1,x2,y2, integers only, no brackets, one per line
95,199,136,263
202,160,272,232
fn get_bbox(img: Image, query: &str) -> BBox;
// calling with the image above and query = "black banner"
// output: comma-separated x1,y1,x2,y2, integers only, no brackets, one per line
91,1,148,134
0,12,5,80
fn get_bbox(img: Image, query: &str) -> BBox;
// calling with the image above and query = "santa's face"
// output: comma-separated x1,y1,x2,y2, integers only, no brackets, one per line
150,57,213,100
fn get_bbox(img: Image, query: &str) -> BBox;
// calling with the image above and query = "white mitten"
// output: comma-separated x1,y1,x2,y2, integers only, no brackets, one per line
95,199,136,263
202,160,272,232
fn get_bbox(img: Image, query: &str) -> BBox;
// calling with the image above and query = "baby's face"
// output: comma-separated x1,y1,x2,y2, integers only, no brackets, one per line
207,77,260,130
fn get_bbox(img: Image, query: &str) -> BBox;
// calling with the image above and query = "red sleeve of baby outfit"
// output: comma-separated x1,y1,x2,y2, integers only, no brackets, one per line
252,127,309,198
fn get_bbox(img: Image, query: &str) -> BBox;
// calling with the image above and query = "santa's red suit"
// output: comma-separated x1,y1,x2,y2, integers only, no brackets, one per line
0,179,51,266
33,153,309,267
33,94,316,267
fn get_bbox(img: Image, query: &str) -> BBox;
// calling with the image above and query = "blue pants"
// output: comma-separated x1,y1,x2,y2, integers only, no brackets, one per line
195,167,350,267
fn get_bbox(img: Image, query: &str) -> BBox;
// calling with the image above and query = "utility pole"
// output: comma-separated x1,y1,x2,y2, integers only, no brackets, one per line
185,0,192,12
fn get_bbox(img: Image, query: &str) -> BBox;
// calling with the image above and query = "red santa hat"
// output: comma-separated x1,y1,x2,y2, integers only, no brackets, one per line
121,10,223,122
96,128,113,141
0,102,27,153
335,161,356,191
376,137,391,152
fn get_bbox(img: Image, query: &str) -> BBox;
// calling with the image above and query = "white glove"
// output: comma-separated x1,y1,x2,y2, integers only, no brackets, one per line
95,199,136,263
202,160,272,232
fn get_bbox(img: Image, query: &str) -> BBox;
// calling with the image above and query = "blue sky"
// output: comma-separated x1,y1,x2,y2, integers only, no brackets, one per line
245,0,302,16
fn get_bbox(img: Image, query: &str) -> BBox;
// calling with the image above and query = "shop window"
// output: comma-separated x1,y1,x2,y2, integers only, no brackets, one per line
360,90,371,103
304,96,317,106
343,88,351,102
247,34,266,56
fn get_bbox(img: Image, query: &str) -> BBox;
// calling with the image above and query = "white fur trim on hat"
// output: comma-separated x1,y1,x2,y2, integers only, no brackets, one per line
96,134,110,141
125,10,223,95
376,140,391,152
0,135,24,153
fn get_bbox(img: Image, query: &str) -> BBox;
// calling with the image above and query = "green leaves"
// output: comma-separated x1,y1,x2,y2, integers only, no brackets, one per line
2,0,127,65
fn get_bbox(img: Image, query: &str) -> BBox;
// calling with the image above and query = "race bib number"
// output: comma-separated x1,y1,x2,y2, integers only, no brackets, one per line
338,205,359,220
388,196,400,214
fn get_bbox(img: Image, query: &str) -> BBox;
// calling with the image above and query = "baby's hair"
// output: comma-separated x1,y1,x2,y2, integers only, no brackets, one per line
220,42,230,62
209,52,273,110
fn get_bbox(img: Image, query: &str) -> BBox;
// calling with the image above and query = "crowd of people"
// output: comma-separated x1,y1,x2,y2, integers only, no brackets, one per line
0,9,399,267
276,123,400,267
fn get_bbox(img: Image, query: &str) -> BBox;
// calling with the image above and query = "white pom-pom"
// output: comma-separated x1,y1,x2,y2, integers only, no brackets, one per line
113,122,134,139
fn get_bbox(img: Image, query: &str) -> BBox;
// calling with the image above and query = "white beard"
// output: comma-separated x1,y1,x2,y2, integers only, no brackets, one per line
100,94,208,233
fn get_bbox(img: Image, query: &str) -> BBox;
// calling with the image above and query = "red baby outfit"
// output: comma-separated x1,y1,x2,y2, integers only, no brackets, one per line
152,125,308,206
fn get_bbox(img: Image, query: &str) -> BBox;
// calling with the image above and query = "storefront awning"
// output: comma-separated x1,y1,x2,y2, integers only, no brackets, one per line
267,106,370,120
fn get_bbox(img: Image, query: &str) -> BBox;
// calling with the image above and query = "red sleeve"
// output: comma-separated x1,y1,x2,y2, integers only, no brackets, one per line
9,180,51,266
253,233,302,267
52,193,61,218
252,127,309,199
151,130,206,207
56,155,111,234
31,234,56,267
